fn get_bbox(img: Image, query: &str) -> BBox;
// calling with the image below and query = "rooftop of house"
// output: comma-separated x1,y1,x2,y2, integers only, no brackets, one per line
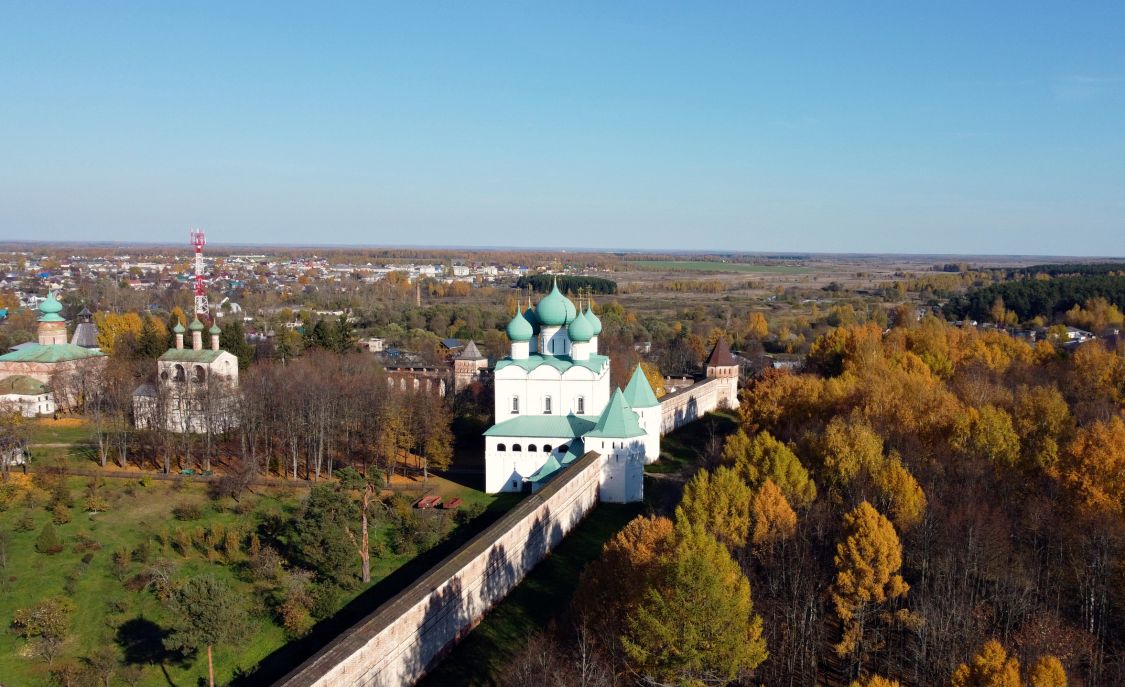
483,414,601,438
0,374,49,396
0,342,105,364
158,349,225,364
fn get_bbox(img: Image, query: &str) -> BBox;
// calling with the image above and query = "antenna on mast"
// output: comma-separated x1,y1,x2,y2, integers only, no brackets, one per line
190,229,208,318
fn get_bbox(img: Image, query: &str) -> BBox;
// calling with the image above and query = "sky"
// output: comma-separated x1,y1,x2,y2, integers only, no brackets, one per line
1,2,1124,256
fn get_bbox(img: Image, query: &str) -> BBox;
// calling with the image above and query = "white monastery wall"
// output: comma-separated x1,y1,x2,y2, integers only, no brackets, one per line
657,376,735,436
278,450,606,687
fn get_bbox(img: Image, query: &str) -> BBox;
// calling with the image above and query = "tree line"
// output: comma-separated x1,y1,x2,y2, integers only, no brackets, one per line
505,316,1125,686
516,274,618,295
944,274,1125,324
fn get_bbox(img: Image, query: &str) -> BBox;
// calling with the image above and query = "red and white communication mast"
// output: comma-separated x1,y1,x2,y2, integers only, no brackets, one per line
190,229,208,317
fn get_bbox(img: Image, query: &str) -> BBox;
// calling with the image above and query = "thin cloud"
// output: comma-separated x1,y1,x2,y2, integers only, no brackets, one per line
1052,74,1125,103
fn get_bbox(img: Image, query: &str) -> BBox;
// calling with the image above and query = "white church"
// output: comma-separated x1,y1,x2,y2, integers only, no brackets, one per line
483,279,663,503
133,316,240,433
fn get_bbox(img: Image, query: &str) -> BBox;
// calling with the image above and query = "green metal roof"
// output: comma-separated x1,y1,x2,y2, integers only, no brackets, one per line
0,343,104,363
0,375,49,395
623,365,660,408
494,353,608,375
584,388,646,439
528,454,563,483
484,414,600,438
158,348,224,363
559,438,585,465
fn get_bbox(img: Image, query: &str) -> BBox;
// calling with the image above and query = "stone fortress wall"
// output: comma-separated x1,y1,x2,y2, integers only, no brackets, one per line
277,357,740,686
278,450,606,687
658,375,737,435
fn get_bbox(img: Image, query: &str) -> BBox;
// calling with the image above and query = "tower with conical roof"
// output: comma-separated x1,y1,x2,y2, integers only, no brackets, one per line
584,388,646,503
70,306,100,349
622,365,662,463
705,337,740,409
453,340,489,392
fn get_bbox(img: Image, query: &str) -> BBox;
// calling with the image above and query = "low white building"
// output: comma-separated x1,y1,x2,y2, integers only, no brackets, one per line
0,375,55,417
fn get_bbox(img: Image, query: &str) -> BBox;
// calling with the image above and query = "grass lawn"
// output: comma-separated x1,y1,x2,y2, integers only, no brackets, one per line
644,409,738,474
626,260,810,274
28,418,94,446
0,470,515,687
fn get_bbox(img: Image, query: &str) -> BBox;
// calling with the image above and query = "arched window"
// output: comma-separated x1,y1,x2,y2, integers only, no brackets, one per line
527,444,537,452
558,444,569,454
173,364,185,382
511,396,520,414
543,396,552,415
193,365,206,383
160,370,169,381
512,444,522,452
497,443,507,452
543,445,553,453
576,396,585,414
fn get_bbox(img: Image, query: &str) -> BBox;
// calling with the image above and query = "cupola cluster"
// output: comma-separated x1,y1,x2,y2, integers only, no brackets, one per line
505,277,603,361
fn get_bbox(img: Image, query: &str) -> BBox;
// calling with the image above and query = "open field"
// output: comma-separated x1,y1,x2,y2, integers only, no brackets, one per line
626,259,811,274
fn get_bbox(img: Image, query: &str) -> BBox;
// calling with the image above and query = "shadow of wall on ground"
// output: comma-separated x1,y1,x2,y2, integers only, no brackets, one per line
229,496,519,686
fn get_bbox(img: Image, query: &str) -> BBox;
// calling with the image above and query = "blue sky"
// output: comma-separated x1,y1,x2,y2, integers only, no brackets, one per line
1,2,1123,255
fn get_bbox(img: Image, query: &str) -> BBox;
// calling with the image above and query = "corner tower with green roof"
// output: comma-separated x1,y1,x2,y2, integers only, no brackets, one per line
622,365,663,463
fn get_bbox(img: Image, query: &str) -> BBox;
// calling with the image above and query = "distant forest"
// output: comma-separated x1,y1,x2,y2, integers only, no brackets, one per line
944,275,1125,322
1016,263,1125,277
516,274,617,295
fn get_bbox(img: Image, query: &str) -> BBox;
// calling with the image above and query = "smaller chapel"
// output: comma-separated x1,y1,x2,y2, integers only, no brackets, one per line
132,316,240,433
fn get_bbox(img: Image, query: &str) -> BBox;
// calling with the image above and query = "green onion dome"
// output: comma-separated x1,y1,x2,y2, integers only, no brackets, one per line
38,291,65,322
585,305,602,336
536,279,576,327
523,302,541,334
209,323,221,335
563,292,577,323
189,317,205,332
173,322,186,334
506,307,533,342
567,310,594,342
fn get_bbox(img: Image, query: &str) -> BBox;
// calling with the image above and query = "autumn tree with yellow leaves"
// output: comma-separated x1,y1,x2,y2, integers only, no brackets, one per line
676,466,751,549
832,502,910,670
